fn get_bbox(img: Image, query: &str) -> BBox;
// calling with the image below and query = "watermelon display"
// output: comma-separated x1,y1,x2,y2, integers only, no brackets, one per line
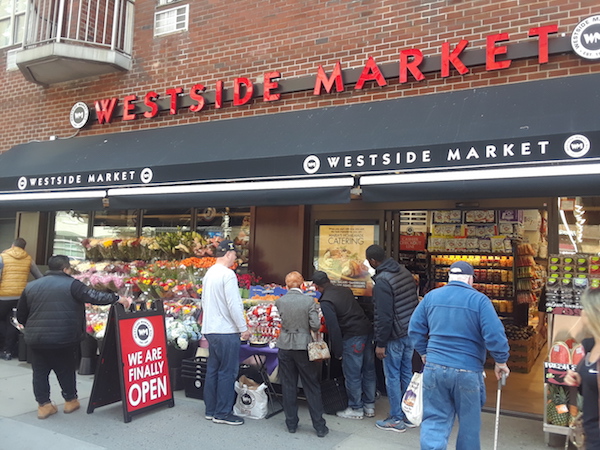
549,341,571,364
571,343,586,366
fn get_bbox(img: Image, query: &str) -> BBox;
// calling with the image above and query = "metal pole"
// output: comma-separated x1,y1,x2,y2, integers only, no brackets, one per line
493,372,507,450
56,0,65,43
111,0,121,51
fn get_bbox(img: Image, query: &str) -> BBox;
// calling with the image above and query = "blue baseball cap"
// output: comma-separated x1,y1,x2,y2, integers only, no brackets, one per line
215,240,236,257
449,261,474,276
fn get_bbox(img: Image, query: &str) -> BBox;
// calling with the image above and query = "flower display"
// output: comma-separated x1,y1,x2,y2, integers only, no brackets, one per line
80,232,222,262
73,246,251,348
237,272,262,290
164,298,202,349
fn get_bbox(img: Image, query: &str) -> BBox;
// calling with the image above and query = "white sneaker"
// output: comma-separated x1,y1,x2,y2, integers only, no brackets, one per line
364,407,375,417
336,407,364,420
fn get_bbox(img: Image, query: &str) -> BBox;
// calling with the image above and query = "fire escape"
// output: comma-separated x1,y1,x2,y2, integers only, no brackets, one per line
16,0,134,86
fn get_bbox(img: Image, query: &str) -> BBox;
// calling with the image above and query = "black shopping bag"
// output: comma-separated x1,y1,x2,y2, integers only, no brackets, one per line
321,376,347,415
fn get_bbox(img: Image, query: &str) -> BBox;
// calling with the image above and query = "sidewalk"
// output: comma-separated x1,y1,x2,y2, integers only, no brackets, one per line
1,358,554,450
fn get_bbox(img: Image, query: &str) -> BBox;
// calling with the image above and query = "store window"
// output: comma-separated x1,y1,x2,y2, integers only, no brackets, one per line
196,207,251,264
0,0,25,48
558,197,600,254
141,208,191,236
53,211,90,259
92,210,138,238
154,4,188,37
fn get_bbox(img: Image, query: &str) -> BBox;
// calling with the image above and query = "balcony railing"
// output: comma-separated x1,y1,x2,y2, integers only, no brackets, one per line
16,0,134,86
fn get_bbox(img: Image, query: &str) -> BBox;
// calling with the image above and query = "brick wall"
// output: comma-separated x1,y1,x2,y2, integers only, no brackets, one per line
0,0,598,153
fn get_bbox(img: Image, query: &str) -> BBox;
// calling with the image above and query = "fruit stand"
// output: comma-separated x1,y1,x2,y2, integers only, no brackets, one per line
541,253,598,442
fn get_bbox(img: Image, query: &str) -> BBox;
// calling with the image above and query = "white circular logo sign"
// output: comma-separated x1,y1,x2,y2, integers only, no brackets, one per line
17,177,27,190
571,15,600,60
140,168,154,184
303,155,321,174
132,318,154,347
564,134,591,158
69,102,90,129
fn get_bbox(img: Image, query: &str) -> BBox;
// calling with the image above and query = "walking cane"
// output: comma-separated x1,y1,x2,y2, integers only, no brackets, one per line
493,372,508,450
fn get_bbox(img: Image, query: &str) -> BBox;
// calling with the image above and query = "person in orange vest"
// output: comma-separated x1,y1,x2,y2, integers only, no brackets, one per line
0,237,43,360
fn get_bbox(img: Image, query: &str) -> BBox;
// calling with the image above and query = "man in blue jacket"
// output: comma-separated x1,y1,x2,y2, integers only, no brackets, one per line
366,244,419,433
409,260,510,450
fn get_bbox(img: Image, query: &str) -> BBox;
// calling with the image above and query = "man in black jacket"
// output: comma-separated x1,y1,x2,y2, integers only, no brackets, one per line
366,244,419,433
313,271,376,420
17,255,131,420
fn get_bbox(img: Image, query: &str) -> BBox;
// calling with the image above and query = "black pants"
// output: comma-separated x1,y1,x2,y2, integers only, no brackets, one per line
278,349,327,432
0,300,18,354
30,344,79,405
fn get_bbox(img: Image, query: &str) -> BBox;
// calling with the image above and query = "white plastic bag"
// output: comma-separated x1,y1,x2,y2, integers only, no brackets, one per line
402,372,423,426
233,380,268,419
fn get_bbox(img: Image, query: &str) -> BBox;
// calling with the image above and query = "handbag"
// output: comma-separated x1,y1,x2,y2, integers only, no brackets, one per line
308,331,331,362
401,371,423,426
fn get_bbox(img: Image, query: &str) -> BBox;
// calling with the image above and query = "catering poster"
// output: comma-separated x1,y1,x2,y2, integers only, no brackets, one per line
317,224,376,296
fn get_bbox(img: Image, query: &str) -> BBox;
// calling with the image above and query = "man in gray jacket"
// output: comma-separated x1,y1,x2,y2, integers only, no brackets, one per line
276,271,328,438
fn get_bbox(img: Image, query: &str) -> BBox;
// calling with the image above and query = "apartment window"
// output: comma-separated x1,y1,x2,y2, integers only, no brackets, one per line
154,4,188,37
0,0,26,48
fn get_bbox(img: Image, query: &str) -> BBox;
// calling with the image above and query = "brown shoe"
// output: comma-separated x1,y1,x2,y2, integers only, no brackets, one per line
38,402,58,419
64,399,80,414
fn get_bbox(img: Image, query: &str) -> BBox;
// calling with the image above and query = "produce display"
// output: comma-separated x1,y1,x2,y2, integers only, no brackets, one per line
503,324,536,341
546,253,600,314
546,385,573,427
548,339,585,366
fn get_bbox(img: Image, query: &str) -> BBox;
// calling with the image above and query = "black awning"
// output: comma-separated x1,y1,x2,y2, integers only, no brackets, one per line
107,185,351,210
0,196,107,212
361,172,600,203
1,72,600,210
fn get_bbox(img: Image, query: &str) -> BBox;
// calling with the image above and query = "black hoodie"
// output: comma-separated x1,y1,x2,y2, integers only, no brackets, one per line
372,258,418,347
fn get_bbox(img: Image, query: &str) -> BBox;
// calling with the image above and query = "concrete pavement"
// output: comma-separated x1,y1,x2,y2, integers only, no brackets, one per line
1,358,556,450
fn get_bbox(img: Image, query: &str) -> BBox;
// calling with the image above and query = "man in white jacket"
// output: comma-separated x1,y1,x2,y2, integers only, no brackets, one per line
201,240,250,426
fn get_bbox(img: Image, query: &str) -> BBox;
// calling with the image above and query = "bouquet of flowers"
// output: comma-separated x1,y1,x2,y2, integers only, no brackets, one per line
237,272,262,290
165,317,201,350
85,305,111,339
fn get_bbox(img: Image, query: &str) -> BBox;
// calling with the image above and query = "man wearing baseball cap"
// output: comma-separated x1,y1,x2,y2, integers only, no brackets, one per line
408,260,510,450
201,240,250,426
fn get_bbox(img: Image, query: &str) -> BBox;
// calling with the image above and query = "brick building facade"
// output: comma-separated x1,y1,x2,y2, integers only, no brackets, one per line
0,1,598,152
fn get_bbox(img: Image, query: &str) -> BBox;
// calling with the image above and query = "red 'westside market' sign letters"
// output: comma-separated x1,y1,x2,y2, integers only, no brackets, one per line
92,25,558,125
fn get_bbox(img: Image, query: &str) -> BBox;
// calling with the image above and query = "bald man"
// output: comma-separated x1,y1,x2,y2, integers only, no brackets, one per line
275,271,328,438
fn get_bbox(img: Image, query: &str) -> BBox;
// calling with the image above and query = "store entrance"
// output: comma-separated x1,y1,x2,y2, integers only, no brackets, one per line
389,207,549,417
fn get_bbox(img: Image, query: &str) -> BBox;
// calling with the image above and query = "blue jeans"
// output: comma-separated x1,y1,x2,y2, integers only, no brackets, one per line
383,336,414,421
204,333,241,419
342,334,376,410
421,362,486,450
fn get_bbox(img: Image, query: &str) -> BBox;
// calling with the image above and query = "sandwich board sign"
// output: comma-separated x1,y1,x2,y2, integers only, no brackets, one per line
87,301,174,422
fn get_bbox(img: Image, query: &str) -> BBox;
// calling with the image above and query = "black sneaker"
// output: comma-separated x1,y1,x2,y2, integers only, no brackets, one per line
316,426,329,438
212,414,244,426
0,351,12,361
